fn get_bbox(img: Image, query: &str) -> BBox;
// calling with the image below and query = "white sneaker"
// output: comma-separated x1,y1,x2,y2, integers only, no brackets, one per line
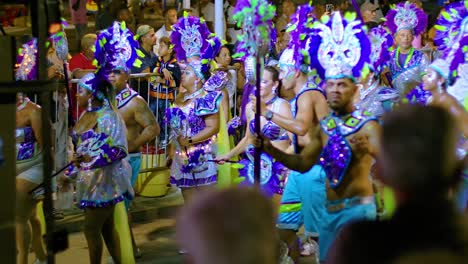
33,259,47,264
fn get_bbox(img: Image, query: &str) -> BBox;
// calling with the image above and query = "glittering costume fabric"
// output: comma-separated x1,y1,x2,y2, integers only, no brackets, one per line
16,127,43,184
319,109,379,188
74,106,134,208
238,98,290,197
388,49,429,95
167,91,222,188
356,84,400,118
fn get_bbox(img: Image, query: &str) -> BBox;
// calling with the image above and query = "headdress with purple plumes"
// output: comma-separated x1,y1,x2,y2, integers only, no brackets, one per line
368,25,394,74
94,21,143,77
384,1,428,36
448,34,468,82
232,0,276,60
434,1,468,55
15,38,38,81
308,12,371,82
286,1,315,72
171,13,221,80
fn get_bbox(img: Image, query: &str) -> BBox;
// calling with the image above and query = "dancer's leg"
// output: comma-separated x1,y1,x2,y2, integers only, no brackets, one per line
16,179,37,264
30,206,47,261
83,207,113,264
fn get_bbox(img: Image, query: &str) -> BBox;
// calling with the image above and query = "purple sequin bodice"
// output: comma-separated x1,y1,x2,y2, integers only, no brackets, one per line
249,119,289,141
319,133,352,188
319,109,378,188
16,126,38,161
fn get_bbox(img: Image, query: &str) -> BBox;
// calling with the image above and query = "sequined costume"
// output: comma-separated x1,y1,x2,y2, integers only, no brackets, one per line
357,83,400,118
319,109,378,188
238,97,290,197
357,25,400,118
73,105,134,209
167,91,223,188
387,48,429,99
16,126,43,185
384,2,429,103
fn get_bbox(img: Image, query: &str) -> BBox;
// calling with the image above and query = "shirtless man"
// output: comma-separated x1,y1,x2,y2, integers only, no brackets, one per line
259,12,381,262
109,65,160,257
261,76,381,261
252,48,328,261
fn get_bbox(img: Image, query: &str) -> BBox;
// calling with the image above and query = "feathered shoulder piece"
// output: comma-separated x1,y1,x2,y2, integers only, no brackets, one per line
15,38,38,81
449,34,468,81
94,21,144,76
368,25,393,74
384,1,427,36
308,12,371,82
232,0,276,59
434,1,468,55
287,1,315,72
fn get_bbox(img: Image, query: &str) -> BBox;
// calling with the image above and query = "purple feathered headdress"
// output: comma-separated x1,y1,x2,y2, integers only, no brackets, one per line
232,0,276,60
94,21,144,77
15,38,38,81
368,25,394,74
287,2,315,72
308,12,371,82
384,1,428,36
434,1,468,55
171,13,221,79
448,34,468,82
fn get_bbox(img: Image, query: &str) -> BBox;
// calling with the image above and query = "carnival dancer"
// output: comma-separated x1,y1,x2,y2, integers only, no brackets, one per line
260,11,381,262
216,66,292,202
167,15,223,201
14,39,49,264
384,1,429,103
65,72,134,264
421,58,468,213
105,24,160,259
434,0,468,107
15,94,48,264
250,4,329,261
356,25,400,118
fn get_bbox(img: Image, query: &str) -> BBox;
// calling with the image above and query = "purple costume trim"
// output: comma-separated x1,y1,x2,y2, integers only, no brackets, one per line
170,174,217,187
77,130,127,170
78,191,133,209
238,145,288,197
319,109,378,188
387,49,426,79
194,91,223,116
17,127,36,161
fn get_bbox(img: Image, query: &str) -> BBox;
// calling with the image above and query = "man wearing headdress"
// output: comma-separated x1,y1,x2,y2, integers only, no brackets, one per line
259,11,381,262
251,4,329,261
384,1,430,102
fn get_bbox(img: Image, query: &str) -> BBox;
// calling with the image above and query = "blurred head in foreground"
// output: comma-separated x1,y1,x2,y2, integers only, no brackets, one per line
380,104,462,200
176,188,277,264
